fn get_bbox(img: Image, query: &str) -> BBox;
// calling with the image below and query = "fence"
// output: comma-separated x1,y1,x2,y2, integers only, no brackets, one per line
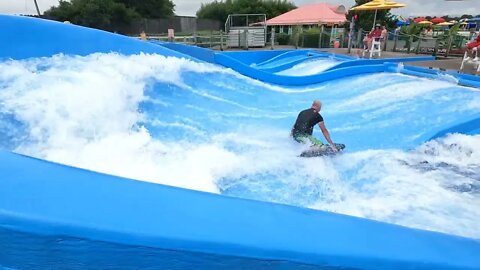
146,31,226,50
143,27,476,57
120,17,222,35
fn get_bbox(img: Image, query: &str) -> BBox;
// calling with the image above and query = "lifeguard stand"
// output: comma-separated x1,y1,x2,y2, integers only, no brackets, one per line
369,37,383,58
225,14,267,48
460,49,480,73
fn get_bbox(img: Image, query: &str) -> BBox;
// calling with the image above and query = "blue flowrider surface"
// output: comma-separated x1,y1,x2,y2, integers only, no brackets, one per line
0,15,479,270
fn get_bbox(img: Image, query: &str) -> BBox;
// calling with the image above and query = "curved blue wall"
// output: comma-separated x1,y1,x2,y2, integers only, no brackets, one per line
1,15,480,270
0,15,187,60
1,150,480,269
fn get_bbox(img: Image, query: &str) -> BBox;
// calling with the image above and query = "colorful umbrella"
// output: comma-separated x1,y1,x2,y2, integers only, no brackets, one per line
431,17,446,24
416,20,433,25
350,0,407,28
413,17,427,23
436,22,454,26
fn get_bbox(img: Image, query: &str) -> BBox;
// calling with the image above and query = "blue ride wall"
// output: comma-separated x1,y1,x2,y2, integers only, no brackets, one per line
0,15,480,270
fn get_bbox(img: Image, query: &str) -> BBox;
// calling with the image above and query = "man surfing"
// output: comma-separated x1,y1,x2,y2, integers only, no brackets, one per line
291,100,338,154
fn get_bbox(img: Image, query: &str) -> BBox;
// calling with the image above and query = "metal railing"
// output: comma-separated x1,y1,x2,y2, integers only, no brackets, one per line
138,28,477,58
142,32,227,50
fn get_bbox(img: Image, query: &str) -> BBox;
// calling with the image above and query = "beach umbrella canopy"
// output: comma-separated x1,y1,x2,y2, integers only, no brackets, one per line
431,17,446,24
350,0,407,28
436,21,454,26
417,20,433,25
413,17,427,23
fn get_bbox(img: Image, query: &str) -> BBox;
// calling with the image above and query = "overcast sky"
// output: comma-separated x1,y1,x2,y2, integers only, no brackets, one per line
3,0,480,17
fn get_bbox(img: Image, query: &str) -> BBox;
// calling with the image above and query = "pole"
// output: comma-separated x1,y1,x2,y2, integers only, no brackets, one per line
372,9,378,29
270,29,275,50
347,20,354,54
392,31,398,52
220,30,224,51
33,0,41,16
318,25,324,48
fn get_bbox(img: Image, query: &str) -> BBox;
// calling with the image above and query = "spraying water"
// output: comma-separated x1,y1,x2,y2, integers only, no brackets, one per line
276,58,340,76
0,53,479,239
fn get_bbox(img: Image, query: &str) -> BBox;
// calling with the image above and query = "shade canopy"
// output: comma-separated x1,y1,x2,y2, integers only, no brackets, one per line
431,17,446,24
436,22,454,26
413,17,427,23
266,3,347,26
417,20,433,25
350,0,406,29
350,0,406,11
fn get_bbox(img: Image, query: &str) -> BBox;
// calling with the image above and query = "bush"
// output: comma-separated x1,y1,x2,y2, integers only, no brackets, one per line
298,28,333,48
276,33,290,45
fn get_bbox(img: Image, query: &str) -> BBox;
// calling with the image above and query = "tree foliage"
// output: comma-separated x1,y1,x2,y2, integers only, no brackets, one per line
196,0,296,23
115,0,175,18
44,0,175,31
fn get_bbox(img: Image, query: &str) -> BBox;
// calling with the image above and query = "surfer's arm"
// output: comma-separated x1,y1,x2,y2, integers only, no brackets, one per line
318,122,337,151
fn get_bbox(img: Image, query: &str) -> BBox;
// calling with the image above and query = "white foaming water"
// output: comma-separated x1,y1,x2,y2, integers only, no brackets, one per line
218,134,480,239
276,58,339,76
0,53,479,239
0,53,230,193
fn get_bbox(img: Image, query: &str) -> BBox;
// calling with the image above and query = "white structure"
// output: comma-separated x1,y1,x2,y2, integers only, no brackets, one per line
460,49,480,73
225,14,266,48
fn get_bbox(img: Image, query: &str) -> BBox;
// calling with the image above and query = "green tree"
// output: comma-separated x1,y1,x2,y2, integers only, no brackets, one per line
44,0,139,32
115,0,175,18
196,0,230,23
196,0,296,23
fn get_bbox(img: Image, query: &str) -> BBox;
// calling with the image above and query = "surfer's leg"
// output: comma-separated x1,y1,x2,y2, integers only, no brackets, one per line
306,135,324,146
294,134,309,144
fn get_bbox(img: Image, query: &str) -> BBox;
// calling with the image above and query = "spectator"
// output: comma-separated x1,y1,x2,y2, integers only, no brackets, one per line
363,24,383,52
465,34,480,60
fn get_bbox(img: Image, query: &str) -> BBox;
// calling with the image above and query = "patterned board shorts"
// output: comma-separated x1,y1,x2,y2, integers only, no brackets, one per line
293,133,324,146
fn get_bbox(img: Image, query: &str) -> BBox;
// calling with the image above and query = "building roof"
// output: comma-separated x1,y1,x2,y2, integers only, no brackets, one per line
266,3,347,26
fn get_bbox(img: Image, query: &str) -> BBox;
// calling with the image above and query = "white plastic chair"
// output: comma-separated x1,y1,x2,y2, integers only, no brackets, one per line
369,37,383,58
460,48,480,73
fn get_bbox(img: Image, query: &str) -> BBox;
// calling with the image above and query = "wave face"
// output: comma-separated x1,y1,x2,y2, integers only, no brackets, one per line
0,53,479,239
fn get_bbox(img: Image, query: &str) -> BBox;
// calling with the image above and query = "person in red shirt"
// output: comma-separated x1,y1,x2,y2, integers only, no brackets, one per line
466,35,480,59
363,24,383,52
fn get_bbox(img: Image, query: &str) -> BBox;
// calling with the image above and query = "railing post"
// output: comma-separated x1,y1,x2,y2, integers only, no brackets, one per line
301,32,305,48
433,38,439,57
392,32,398,52
244,29,249,50
318,25,324,48
347,20,354,53
415,36,422,54
383,32,388,51
270,29,275,50
357,28,363,49
220,30,224,51
238,30,241,48
407,35,412,54
210,31,213,48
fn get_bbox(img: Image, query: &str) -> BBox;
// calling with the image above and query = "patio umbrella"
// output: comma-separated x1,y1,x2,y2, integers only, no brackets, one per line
417,20,433,25
413,17,427,23
350,0,407,28
431,17,446,24
436,21,454,26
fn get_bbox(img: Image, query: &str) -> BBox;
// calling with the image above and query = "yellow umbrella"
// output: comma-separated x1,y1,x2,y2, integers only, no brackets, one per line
436,22,454,26
416,20,433,25
350,0,407,28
